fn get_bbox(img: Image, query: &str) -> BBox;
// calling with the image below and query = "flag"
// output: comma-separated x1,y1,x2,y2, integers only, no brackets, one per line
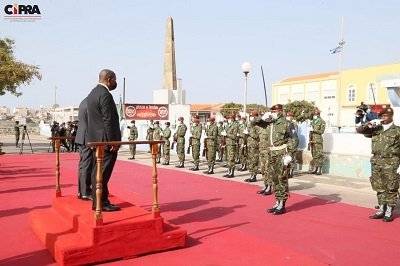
118,95,124,121
330,45,342,54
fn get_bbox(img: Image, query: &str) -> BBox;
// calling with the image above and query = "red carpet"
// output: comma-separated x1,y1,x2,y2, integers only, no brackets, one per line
1,153,399,265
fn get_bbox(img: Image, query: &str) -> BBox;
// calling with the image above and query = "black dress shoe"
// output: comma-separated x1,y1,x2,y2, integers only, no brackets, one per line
128,157,134,160
92,204,120,212
80,195,93,201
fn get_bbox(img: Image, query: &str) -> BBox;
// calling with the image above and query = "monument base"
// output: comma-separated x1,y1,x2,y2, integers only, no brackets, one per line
29,195,186,265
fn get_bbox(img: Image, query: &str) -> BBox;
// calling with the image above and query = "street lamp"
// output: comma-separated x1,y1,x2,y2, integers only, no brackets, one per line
241,62,251,116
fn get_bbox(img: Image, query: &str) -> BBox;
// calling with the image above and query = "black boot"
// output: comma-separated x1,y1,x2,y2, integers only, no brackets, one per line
223,169,231,177
191,165,199,171
267,201,279,213
208,165,214,174
247,175,257,182
242,164,247,171
289,168,294,178
312,167,318,174
203,167,211,174
257,185,271,195
238,163,244,171
244,175,254,182
383,206,394,222
227,168,235,178
316,167,322,175
273,200,286,215
369,204,386,219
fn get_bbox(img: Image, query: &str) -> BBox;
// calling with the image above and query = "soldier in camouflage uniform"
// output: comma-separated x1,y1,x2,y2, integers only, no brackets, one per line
234,114,241,164
216,121,224,162
152,121,163,163
175,116,187,168
286,112,299,178
162,122,171,165
238,117,248,171
189,118,202,171
222,115,238,178
253,112,274,195
204,117,218,174
14,121,20,147
357,108,400,222
310,109,325,175
128,120,138,160
146,120,155,153
244,111,260,183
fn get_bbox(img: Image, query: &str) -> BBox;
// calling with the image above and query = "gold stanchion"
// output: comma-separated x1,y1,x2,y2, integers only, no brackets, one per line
151,143,160,217
94,147,104,226
55,139,61,197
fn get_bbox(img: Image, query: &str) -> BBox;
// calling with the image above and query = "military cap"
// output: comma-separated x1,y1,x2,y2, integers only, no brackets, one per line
250,111,259,116
154,121,160,124
227,115,235,119
270,104,283,110
218,121,223,124
178,117,184,121
193,118,200,123
241,117,247,121
209,117,215,122
379,107,394,116
165,122,170,126
130,120,135,123
314,109,321,115
236,114,241,118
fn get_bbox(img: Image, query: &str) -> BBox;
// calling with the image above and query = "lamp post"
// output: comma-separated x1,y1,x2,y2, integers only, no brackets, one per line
241,62,251,117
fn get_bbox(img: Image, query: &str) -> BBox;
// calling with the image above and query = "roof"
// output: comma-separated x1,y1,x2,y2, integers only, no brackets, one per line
190,103,225,112
279,71,339,84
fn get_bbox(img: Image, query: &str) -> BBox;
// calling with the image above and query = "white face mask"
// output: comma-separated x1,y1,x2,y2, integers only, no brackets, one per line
313,115,318,120
271,112,278,120
249,117,254,122
286,117,291,121
228,119,233,124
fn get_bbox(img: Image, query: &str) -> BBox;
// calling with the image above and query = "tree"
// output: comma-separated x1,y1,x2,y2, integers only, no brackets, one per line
220,102,243,117
284,100,316,123
0,38,41,96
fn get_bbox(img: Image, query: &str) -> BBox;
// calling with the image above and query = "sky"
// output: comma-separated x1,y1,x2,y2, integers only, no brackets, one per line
1,0,399,110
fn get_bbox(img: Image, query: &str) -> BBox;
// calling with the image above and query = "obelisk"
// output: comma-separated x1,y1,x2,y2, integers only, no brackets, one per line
163,16,177,91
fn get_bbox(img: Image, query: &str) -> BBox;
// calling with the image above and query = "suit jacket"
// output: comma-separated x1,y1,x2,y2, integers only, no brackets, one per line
75,98,88,145
86,84,121,143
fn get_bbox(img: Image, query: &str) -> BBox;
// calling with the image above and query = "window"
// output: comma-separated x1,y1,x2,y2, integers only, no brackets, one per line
323,89,336,100
278,93,288,103
366,83,377,103
347,85,356,103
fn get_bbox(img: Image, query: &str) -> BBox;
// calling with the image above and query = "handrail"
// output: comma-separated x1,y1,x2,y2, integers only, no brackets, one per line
86,140,165,226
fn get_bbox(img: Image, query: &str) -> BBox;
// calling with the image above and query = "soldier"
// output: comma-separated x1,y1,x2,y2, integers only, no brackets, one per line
59,122,70,152
216,121,224,162
204,117,218,174
222,115,238,178
128,120,138,160
175,116,187,168
254,111,274,195
238,116,248,171
146,120,155,153
244,111,260,182
66,121,73,151
153,121,163,163
357,108,400,222
162,122,171,165
264,104,290,215
286,112,299,178
310,109,326,175
189,118,202,171
14,121,20,147
234,114,241,164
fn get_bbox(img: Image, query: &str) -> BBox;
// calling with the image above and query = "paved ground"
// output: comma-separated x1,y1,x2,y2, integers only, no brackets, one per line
0,134,383,211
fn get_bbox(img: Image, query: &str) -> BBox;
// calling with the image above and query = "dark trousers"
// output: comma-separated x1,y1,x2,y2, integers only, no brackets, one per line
78,145,93,197
91,149,118,207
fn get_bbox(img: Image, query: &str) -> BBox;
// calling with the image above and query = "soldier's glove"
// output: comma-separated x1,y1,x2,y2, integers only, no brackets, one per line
368,119,382,128
221,131,227,136
397,166,400,174
262,112,272,121
160,132,163,136
283,155,292,166
309,127,313,132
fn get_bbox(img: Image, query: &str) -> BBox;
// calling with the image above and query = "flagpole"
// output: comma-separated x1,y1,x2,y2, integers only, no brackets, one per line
337,17,344,132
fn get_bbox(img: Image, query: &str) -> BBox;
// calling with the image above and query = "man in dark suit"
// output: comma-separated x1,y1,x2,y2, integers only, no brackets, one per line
86,69,121,212
75,98,93,201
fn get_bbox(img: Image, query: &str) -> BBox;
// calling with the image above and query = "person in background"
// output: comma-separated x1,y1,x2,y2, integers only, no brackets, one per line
128,120,138,160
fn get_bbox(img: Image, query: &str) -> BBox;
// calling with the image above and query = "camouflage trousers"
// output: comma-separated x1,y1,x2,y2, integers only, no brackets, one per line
177,142,185,163
163,142,170,163
268,152,289,201
311,143,324,167
129,144,136,157
239,144,248,165
259,149,272,186
206,142,216,167
370,156,400,207
226,144,237,170
192,143,200,167
247,145,259,175
288,149,297,173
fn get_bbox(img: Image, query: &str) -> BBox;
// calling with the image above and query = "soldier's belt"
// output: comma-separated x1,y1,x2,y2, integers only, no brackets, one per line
269,144,287,151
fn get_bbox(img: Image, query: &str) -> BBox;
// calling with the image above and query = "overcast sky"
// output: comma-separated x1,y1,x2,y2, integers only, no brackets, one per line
1,0,399,110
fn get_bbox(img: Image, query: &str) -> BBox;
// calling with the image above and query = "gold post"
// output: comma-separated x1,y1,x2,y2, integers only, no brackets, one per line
151,143,160,217
94,146,104,226
55,139,61,197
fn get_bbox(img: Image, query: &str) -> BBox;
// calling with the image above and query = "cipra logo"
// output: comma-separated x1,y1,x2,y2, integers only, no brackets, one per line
3,3,41,21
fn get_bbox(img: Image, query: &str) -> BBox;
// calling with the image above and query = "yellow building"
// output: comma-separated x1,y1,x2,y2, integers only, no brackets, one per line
272,63,400,131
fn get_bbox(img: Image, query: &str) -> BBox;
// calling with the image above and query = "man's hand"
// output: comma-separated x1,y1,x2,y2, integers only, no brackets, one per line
262,112,271,121
110,145,120,153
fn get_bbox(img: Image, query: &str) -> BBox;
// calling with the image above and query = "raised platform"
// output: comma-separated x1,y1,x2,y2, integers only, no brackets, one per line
29,195,187,265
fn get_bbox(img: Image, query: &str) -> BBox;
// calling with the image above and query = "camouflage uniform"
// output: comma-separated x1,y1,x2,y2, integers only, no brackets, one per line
162,125,171,164
190,123,202,169
357,118,400,222
310,117,326,172
176,122,187,167
128,124,138,159
205,121,218,172
223,120,238,177
153,124,163,163
246,121,260,179
234,119,240,163
146,124,155,152
14,122,20,147
216,123,224,161
287,120,299,177
254,117,273,193
238,121,247,170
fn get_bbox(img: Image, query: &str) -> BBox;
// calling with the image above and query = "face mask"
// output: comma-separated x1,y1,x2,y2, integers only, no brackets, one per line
271,113,278,120
235,118,239,121
239,121,243,124
286,117,291,121
228,119,233,124
313,115,318,120
249,117,254,122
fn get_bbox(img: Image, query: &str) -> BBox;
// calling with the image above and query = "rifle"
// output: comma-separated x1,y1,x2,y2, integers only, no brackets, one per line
171,133,177,149
186,137,192,154
202,137,207,157
307,128,313,151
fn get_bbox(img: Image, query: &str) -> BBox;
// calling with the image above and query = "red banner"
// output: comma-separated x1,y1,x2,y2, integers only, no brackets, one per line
124,104,169,120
